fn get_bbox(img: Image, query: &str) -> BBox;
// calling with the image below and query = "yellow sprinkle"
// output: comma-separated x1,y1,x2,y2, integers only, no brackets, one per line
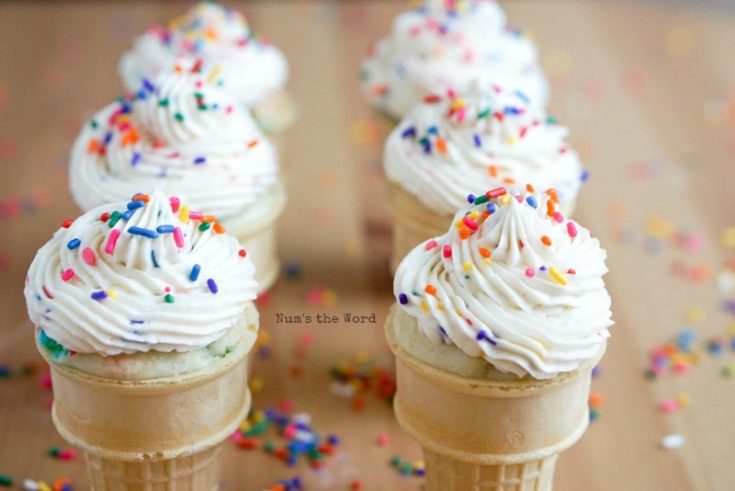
420,300,430,312
239,421,252,432
39,483,52,491
436,302,446,311
468,210,479,220
676,392,690,408
207,64,222,84
728,323,735,336
483,258,492,266
685,305,705,324
463,261,472,272
505,135,517,145
249,376,264,395
355,351,370,364
179,205,190,224
499,194,510,206
549,267,568,286
455,218,464,229
107,290,118,299
722,227,735,248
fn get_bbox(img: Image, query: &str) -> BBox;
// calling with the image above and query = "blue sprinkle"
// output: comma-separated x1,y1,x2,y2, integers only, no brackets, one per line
151,250,159,268
206,278,218,294
142,78,155,93
131,152,142,166
467,194,476,204
476,330,488,341
526,196,538,208
581,169,590,182
427,125,438,135
189,264,201,281
539,265,547,272
127,200,144,210
156,224,175,233
326,434,340,445
422,141,432,154
439,326,447,337
401,126,416,139
514,90,530,104
91,291,107,301
130,319,145,325
486,203,496,214
121,209,135,220
136,89,148,100
66,238,81,250
103,131,113,145
473,133,482,147
193,156,206,165
398,293,408,305
127,226,158,238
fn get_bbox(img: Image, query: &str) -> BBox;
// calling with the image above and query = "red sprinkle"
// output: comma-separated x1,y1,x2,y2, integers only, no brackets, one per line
425,239,438,251
238,249,247,257
442,244,452,258
462,216,478,231
486,187,507,199
61,219,73,228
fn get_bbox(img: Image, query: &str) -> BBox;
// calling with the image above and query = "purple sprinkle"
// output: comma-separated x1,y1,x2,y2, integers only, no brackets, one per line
473,133,482,147
487,203,496,213
142,78,155,93
103,131,113,145
476,330,488,341
467,194,476,204
401,127,416,139
131,152,142,166
193,156,206,165
130,319,145,325
398,293,408,305
539,265,547,272
206,278,218,294
91,291,107,301
581,169,590,182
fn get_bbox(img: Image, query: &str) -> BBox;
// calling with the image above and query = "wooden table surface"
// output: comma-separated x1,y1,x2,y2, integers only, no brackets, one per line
1,1,734,489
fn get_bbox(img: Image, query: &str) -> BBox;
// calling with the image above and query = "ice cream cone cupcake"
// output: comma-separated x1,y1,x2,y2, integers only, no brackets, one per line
385,82,586,272
24,190,260,489
387,185,613,490
119,1,295,138
360,0,549,126
69,57,285,292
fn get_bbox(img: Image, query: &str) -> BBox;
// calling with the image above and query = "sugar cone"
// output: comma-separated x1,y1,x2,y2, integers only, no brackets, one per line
386,184,577,274
385,306,602,491
39,333,252,490
226,180,287,293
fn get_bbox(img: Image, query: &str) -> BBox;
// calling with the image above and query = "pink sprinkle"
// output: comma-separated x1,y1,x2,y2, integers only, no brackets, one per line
567,222,578,238
82,247,96,266
173,227,184,248
279,398,293,413
376,433,391,447
58,449,78,460
553,212,564,223
104,229,121,254
189,211,203,220
515,195,523,203
283,423,297,439
462,216,478,230
425,239,438,251
231,431,244,444
61,269,75,282
525,268,535,278
170,196,180,213
659,399,679,414
442,244,452,258
672,361,691,375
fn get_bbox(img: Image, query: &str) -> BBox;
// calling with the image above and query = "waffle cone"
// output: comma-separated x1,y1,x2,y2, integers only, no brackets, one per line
40,338,251,490
385,306,601,491
386,184,577,274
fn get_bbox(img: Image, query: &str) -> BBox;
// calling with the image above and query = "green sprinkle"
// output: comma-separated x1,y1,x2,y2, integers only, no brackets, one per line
546,116,558,125
197,104,207,111
164,293,175,304
472,194,489,205
390,455,401,467
158,98,169,107
243,418,270,437
0,474,13,486
193,92,204,99
400,463,413,475
263,440,275,453
107,210,122,228
198,222,211,232
90,120,98,129
477,108,491,119
174,112,184,122
39,330,68,359
48,446,60,457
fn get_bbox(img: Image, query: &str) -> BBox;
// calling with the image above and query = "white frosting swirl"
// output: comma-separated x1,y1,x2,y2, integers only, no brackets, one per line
394,187,612,379
24,189,257,355
70,58,279,218
384,83,584,215
361,0,549,119
119,2,288,106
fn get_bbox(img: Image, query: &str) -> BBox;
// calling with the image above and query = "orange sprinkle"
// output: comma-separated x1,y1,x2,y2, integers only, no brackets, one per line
488,165,498,177
247,139,259,149
87,139,101,154
526,183,535,193
503,176,516,185
435,137,447,154
479,247,492,258
213,223,226,234
132,193,150,203
541,236,552,246
200,214,216,223
425,285,437,296
546,200,556,217
589,393,606,408
459,228,471,239
546,188,559,203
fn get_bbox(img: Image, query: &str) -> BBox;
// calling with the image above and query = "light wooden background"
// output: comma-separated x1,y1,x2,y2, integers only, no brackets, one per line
1,1,734,490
